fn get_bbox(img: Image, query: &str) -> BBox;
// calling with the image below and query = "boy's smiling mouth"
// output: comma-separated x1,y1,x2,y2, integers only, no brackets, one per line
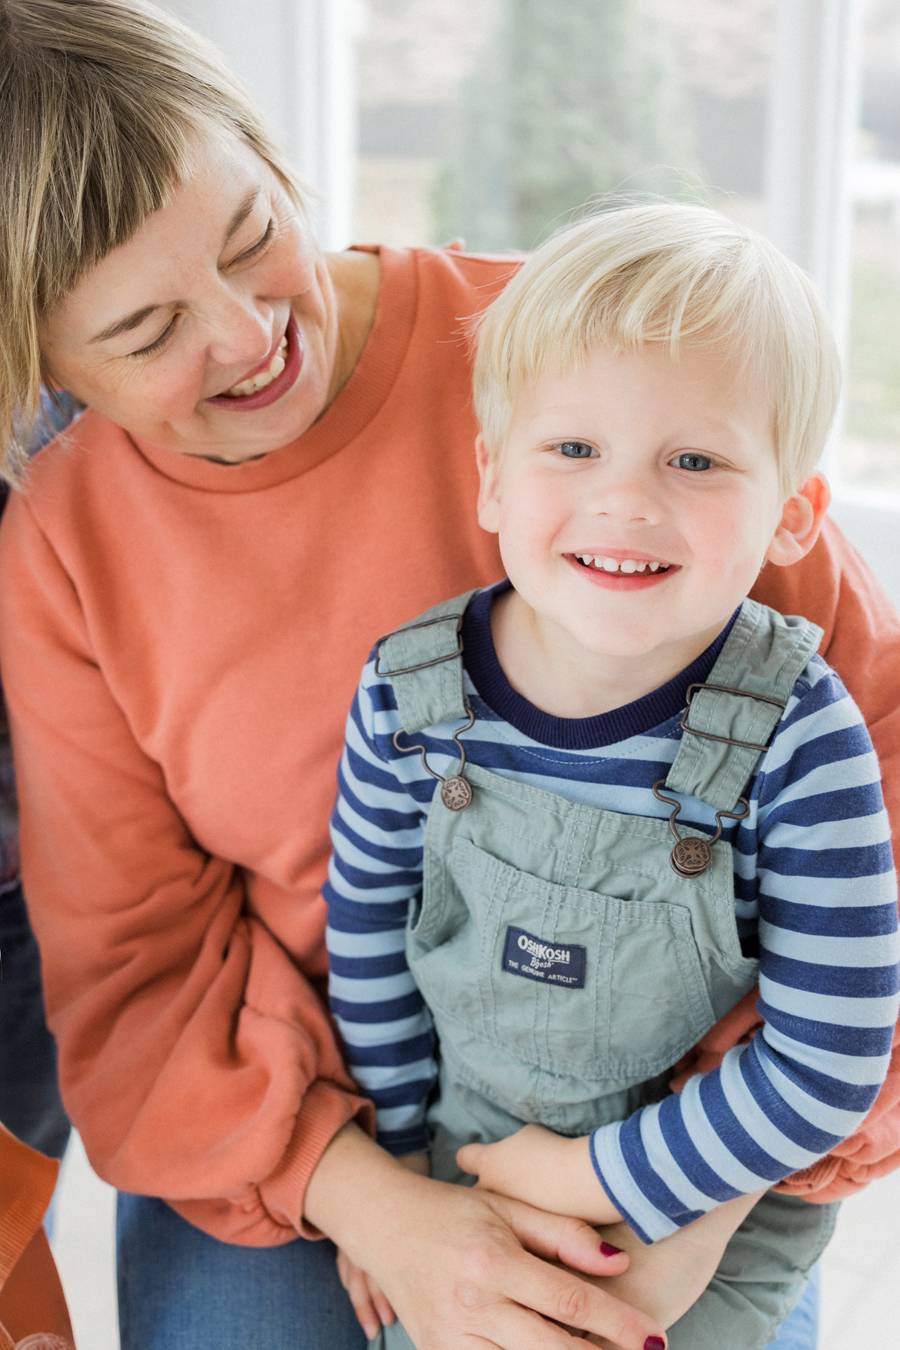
564,551,680,590
573,553,671,575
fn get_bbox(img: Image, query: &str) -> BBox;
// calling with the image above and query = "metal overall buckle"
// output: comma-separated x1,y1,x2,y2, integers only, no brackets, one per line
680,681,787,752
652,780,750,877
374,613,474,812
653,679,784,874
393,710,475,812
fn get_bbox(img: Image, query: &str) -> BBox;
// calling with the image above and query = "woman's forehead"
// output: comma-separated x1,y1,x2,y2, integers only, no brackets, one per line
42,136,274,348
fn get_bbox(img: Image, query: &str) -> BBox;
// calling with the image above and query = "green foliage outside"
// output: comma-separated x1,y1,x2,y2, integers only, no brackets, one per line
433,0,697,251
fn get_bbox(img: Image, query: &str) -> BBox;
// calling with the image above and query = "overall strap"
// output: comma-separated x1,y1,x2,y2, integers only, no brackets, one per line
373,591,478,733
665,599,823,813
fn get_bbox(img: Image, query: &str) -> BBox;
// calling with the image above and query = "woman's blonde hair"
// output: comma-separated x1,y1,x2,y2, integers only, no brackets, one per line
0,0,309,481
473,204,841,497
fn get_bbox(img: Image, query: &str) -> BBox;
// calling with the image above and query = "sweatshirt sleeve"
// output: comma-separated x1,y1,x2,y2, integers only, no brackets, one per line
0,496,373,1247
325,659,438,1155
588,662,900,1243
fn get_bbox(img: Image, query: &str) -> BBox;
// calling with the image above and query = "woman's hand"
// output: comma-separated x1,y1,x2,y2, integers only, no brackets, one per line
306,1122,665,1350
457,1125,622,1227
565,1192,767,1348
336,1150,431,1338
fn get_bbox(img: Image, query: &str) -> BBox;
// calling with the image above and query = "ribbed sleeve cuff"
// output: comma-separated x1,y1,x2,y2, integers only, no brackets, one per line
259,1081,376,1240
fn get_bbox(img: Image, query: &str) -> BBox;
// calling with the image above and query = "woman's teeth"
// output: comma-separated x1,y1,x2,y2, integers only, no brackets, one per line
575,554,669,575
227,336,288,397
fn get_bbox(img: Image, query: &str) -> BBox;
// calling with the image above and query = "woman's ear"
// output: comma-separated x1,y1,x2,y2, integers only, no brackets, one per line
765,473,831,567
475,435,502,533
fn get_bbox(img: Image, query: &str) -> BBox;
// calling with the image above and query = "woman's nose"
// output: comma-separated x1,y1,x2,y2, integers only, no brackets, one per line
203,289,273,369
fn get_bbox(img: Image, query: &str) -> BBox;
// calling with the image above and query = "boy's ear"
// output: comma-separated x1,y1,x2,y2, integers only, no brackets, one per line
764,473,831,568
475,435,502,533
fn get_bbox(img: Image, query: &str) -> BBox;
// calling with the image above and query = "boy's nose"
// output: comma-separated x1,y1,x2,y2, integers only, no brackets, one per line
588,466,662,522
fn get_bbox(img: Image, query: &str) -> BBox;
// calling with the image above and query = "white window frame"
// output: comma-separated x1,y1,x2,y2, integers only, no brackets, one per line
163,0,361,251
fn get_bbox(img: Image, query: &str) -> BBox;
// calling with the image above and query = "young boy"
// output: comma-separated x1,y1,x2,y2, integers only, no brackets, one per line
325,205,900,1349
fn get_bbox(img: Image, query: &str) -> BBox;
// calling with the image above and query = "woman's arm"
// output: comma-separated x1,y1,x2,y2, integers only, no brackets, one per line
0,494,372,1246
305,1121,668,1350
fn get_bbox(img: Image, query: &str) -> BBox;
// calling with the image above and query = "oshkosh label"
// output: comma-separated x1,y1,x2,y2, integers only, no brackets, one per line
501,926,586,989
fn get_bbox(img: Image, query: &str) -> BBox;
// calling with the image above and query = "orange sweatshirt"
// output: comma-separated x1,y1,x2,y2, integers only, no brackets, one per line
0,245,899,1245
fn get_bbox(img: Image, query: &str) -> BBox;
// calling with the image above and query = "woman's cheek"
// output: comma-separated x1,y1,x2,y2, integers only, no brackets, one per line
148,360,210,419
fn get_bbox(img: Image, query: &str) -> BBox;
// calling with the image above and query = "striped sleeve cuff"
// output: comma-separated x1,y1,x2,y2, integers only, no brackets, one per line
589,1115,704,1244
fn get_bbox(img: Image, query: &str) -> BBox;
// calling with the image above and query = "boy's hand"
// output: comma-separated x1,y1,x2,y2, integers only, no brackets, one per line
336,1150,430,1338
457,1125,622,1227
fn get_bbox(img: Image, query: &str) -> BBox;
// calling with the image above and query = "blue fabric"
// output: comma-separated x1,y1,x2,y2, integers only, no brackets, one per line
117,1193,367,1350
0,881,70,1160
765,1265,819,1349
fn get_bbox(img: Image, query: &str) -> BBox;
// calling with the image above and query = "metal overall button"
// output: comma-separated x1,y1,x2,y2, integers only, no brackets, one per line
393,709,476,812
652,780,750,877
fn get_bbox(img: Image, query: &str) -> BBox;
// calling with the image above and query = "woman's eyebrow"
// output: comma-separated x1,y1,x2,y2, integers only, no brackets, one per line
90,304,163,344
223,187,261,246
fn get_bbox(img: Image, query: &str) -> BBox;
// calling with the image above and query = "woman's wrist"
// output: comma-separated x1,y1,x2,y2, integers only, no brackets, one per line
304,1121,429,1260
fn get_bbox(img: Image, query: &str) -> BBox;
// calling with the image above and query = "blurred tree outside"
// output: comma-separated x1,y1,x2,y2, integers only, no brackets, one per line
433,0,697,251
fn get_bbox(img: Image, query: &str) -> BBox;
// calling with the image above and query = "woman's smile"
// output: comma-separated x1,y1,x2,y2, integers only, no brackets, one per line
207,313,303,410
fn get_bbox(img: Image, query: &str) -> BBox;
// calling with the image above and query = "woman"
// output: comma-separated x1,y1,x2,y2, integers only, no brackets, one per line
0,3,898,1349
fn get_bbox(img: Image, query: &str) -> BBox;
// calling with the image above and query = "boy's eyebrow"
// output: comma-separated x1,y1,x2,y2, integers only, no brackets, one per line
90,189,262,344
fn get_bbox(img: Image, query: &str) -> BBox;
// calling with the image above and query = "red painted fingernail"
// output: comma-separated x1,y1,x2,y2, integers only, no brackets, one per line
600,1240,624,1255
644,1338,666,1350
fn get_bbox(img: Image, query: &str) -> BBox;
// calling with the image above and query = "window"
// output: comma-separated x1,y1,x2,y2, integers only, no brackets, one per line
166,0,900,606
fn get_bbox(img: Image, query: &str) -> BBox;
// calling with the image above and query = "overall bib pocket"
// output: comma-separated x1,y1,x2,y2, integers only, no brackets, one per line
410,836,718,1086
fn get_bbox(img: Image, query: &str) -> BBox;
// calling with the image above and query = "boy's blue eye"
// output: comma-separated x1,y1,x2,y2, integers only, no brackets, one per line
674,452,712,472
557,441,594,458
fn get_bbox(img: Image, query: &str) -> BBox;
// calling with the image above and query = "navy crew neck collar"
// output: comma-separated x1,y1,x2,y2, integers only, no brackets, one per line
460,582,739,751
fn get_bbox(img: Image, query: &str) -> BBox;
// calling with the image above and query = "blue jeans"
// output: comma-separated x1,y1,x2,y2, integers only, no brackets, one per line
118,1191,819,1350
0,882,70,1159
765,1265,819,1349
117,1194,367,1350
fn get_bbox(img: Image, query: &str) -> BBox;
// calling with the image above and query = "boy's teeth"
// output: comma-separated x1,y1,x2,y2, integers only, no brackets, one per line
576,554,667,575
227,335,289,397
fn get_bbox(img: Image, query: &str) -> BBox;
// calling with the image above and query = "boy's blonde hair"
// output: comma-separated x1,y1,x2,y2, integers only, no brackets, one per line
473,204,840,497
0,0,309,482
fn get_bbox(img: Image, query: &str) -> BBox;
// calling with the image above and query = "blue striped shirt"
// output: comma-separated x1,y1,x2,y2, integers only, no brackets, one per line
326,586,900,1241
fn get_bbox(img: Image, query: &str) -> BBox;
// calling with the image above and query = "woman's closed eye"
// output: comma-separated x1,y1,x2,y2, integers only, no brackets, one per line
672,451,713,472
230,217,276,266
129,317,178,359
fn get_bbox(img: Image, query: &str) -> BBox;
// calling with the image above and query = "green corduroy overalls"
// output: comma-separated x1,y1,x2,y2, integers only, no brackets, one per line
368,593,838,1350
